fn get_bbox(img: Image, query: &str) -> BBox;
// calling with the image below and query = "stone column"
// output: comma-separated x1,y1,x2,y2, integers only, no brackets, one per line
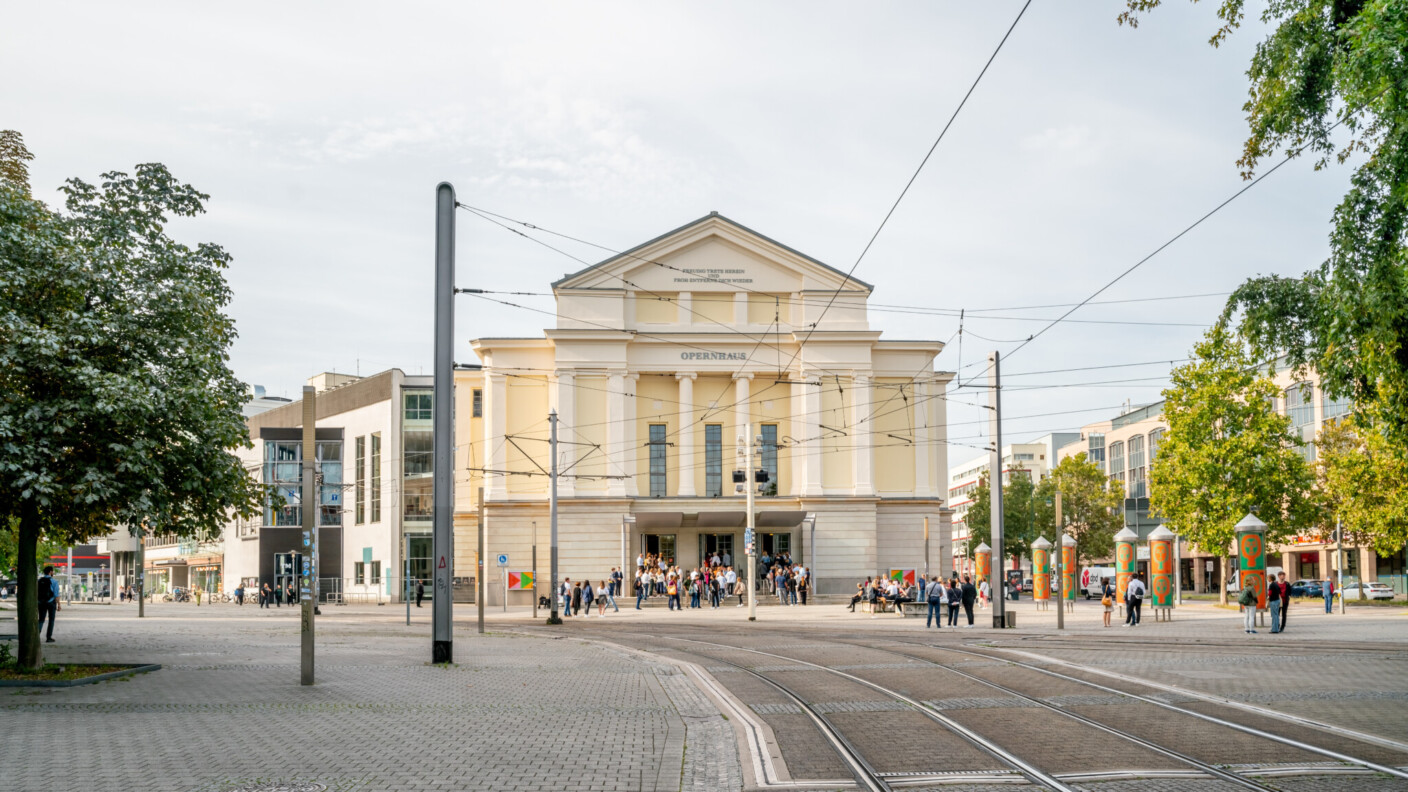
676,373,697,497
851,372,874,496
486,371,508,500
913,379,932,497
554,370,575,498
801,371,822,497
623,374,639,497
734,373,752,443
607,371,627,497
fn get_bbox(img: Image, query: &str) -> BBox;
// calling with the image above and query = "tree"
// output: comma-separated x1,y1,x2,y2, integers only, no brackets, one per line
1149,322,1318,603
1119,2,1408,450
1037,453,1125,567
964,464,1052,571
1316,412,1408,598
0,130,34,194
0,153,263,669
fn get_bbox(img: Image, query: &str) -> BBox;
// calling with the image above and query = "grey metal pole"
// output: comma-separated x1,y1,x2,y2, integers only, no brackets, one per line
1055,491,1064,631
66,547,73,604
1175,533,1183,607
137,528,145,618
478,486,485,634
746,422,757,622
404,533,410,627
532,538,538,620
988,351,1006,628
300,385,316,686
924,516,930,582
1337,518,1345,615
548,410,562,624
432,181,456,664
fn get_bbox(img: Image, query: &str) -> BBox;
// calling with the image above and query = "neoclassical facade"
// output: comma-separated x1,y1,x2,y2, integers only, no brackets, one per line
455,213,952,599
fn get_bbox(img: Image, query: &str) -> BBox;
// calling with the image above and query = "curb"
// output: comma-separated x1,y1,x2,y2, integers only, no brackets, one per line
0,663,161,688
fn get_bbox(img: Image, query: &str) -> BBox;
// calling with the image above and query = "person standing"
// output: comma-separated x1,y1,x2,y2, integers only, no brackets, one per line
582,579,595,617
1239,582,1258,633
36,566,60,643
1323,575,1335,614
561,578,574,616
286,582,296,607
1125,573,1146,627
666,577,680,611
611,567,623,600
961,575,977,627
597,581,610,616
260,582,271,608
415,578,425,608
1267,576,1282,634
1101,578,1114,627
798,573,809,606
978,578,990,609
572,580,584,617
635,571,647,610
925,576,944,628
946,579,962,626
1278,572,1291,632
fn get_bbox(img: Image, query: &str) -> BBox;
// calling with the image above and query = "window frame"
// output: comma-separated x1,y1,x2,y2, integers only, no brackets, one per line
648,424,668,498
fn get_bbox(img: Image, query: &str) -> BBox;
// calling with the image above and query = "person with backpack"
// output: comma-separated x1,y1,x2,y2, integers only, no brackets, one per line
1238,581,1258,634
925,576,945,628
37,565,61,643
1266,576,1283,634
946,579,962,626
1125,573,1146,627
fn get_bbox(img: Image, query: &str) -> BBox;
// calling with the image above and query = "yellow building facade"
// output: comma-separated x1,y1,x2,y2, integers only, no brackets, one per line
454,214,952,600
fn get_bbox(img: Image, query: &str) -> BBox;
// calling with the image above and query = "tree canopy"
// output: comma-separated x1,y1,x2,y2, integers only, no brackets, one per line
1120,1,1408,448
1041,453,1126,566
1316,412,1408,556
1148,322,1317,602
1,133,262,668
964,464,1051,567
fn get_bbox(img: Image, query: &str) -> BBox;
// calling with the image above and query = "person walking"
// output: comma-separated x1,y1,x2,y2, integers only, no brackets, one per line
1277,572,1291,632
635,572,647,610
1239,582,1258,633
1267,576,1282,634
1323,575,1335,614
597,581,610,616
946,579,962,626
36,566,60,643
925,576,944,628
286,582,296,607
978,578,990,609
415,578,425,608
1125,574,1146,627
194,587,202,607
961,575,977,628
261,583,271,608
582,580,595,617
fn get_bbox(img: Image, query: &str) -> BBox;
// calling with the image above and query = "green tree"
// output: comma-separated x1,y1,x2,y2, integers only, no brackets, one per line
1316,412,1408,599
964,464,1051,573
1120,2,1408,449
0,130,34,193
1,155,263,669
1149,322,1317,604
1037,453,1125,567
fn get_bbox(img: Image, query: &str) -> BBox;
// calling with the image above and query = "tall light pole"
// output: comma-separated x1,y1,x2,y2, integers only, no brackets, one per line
987,351,1007,629
741,423,758,622
1054,490,1064,631
431,181,456,664
547,410,562,625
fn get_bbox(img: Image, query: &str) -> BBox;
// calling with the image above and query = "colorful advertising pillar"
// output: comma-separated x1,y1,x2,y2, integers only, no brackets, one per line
1061,534,1077,602
1148,526,1175,609
1031,536,1052,602
1235,514,1268,612
974,542,991,586
1114,527,1137,606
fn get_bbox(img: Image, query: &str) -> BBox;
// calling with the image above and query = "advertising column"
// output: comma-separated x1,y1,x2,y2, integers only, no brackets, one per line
1031,536,1051,608
1236,514,1268,624
1061,535,1077,602
1148,525,1175,620
1114,527,1137,611
974,542,991,588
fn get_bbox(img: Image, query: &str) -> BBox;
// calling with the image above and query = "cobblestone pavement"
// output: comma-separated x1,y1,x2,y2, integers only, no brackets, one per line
0,602,741,792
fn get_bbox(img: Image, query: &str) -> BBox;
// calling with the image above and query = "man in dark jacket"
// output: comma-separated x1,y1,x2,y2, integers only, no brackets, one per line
1278,572,1291,632
415,579,425,608
1267,576,1282,633
961,575,978,627
37,565,60,643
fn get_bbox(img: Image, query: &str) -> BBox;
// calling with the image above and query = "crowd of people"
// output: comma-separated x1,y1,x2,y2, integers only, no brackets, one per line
847,574,986,627
553,551,812,616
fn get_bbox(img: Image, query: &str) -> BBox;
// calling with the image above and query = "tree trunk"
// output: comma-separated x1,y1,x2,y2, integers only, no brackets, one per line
17,503,41,670
1219,555,1230,607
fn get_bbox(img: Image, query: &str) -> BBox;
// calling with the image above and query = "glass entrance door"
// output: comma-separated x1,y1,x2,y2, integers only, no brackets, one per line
274,552,303,601
643,534,676,565
699,534,735,566
760,532,791,559
407,536,432,600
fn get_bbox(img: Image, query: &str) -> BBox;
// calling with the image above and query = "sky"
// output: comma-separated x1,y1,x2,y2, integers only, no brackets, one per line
5,1,1355,469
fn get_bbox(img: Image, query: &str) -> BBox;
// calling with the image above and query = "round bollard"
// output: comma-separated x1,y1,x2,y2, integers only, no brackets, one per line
975,542,991,588
1236,514,1268,614
1061,535,1077,602
1148,525,1175,620
1114,527,1137,608
1031,536,1052,606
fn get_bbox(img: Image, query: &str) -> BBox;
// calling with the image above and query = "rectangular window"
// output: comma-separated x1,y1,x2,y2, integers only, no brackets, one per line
1322,388,1351,421
354,561,366,585
355,436,366,525
370,560,381,585
1087,433,1105,472
1127,435,1146,499
404,392,432,421
705,424,722,497
403,430,433,477
1287,382,1316,462
317,440,342,527
472,388,483,418
1108,441,1125,488
1148,429,1164,466
649,424,667,498
263,439,343,527
760,424,778,493
370,433,382,523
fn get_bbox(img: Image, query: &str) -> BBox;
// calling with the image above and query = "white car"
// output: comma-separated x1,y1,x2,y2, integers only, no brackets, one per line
1342,582,1396,601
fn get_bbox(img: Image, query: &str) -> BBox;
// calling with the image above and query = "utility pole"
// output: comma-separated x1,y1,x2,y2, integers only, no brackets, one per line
532,532,538,620
744,423,758,622
547,410,562,624
478,486,486,633
432,181,455,664
988,351,1007,629
1054,490,1064,631
300,384,317,686
136,527,145,618
923,516,930,582
404,533,410,627
1337,517,1345,615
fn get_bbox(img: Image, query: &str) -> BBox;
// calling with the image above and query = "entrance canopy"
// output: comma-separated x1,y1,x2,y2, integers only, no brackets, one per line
632,510,808,530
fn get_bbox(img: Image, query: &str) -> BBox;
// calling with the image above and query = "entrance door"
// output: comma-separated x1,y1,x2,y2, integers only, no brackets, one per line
643,534,676,565
407,536,432,601
760,532,791,560
699,534,735,566
274,552,303,600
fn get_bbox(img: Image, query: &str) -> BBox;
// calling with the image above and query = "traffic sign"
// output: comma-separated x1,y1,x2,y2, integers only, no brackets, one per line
496,553,509,567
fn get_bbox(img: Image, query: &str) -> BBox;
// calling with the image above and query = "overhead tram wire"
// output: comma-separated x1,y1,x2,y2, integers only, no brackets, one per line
777,0,1033,380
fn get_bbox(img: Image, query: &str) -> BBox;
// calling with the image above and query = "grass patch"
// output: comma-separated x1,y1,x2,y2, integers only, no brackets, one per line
0,662,130,681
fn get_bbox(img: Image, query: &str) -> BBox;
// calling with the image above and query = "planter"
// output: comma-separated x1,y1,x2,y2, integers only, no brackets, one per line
0,663,160,687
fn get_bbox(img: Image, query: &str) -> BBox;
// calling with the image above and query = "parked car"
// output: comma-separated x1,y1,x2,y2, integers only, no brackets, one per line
1342,582,1396,601
1289,579,1326,598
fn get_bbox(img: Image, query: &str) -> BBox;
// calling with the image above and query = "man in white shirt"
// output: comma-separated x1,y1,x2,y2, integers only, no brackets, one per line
1125,573,1146,626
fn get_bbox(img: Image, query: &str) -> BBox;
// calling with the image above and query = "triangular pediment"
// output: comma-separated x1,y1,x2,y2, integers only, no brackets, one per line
552,213,872,294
